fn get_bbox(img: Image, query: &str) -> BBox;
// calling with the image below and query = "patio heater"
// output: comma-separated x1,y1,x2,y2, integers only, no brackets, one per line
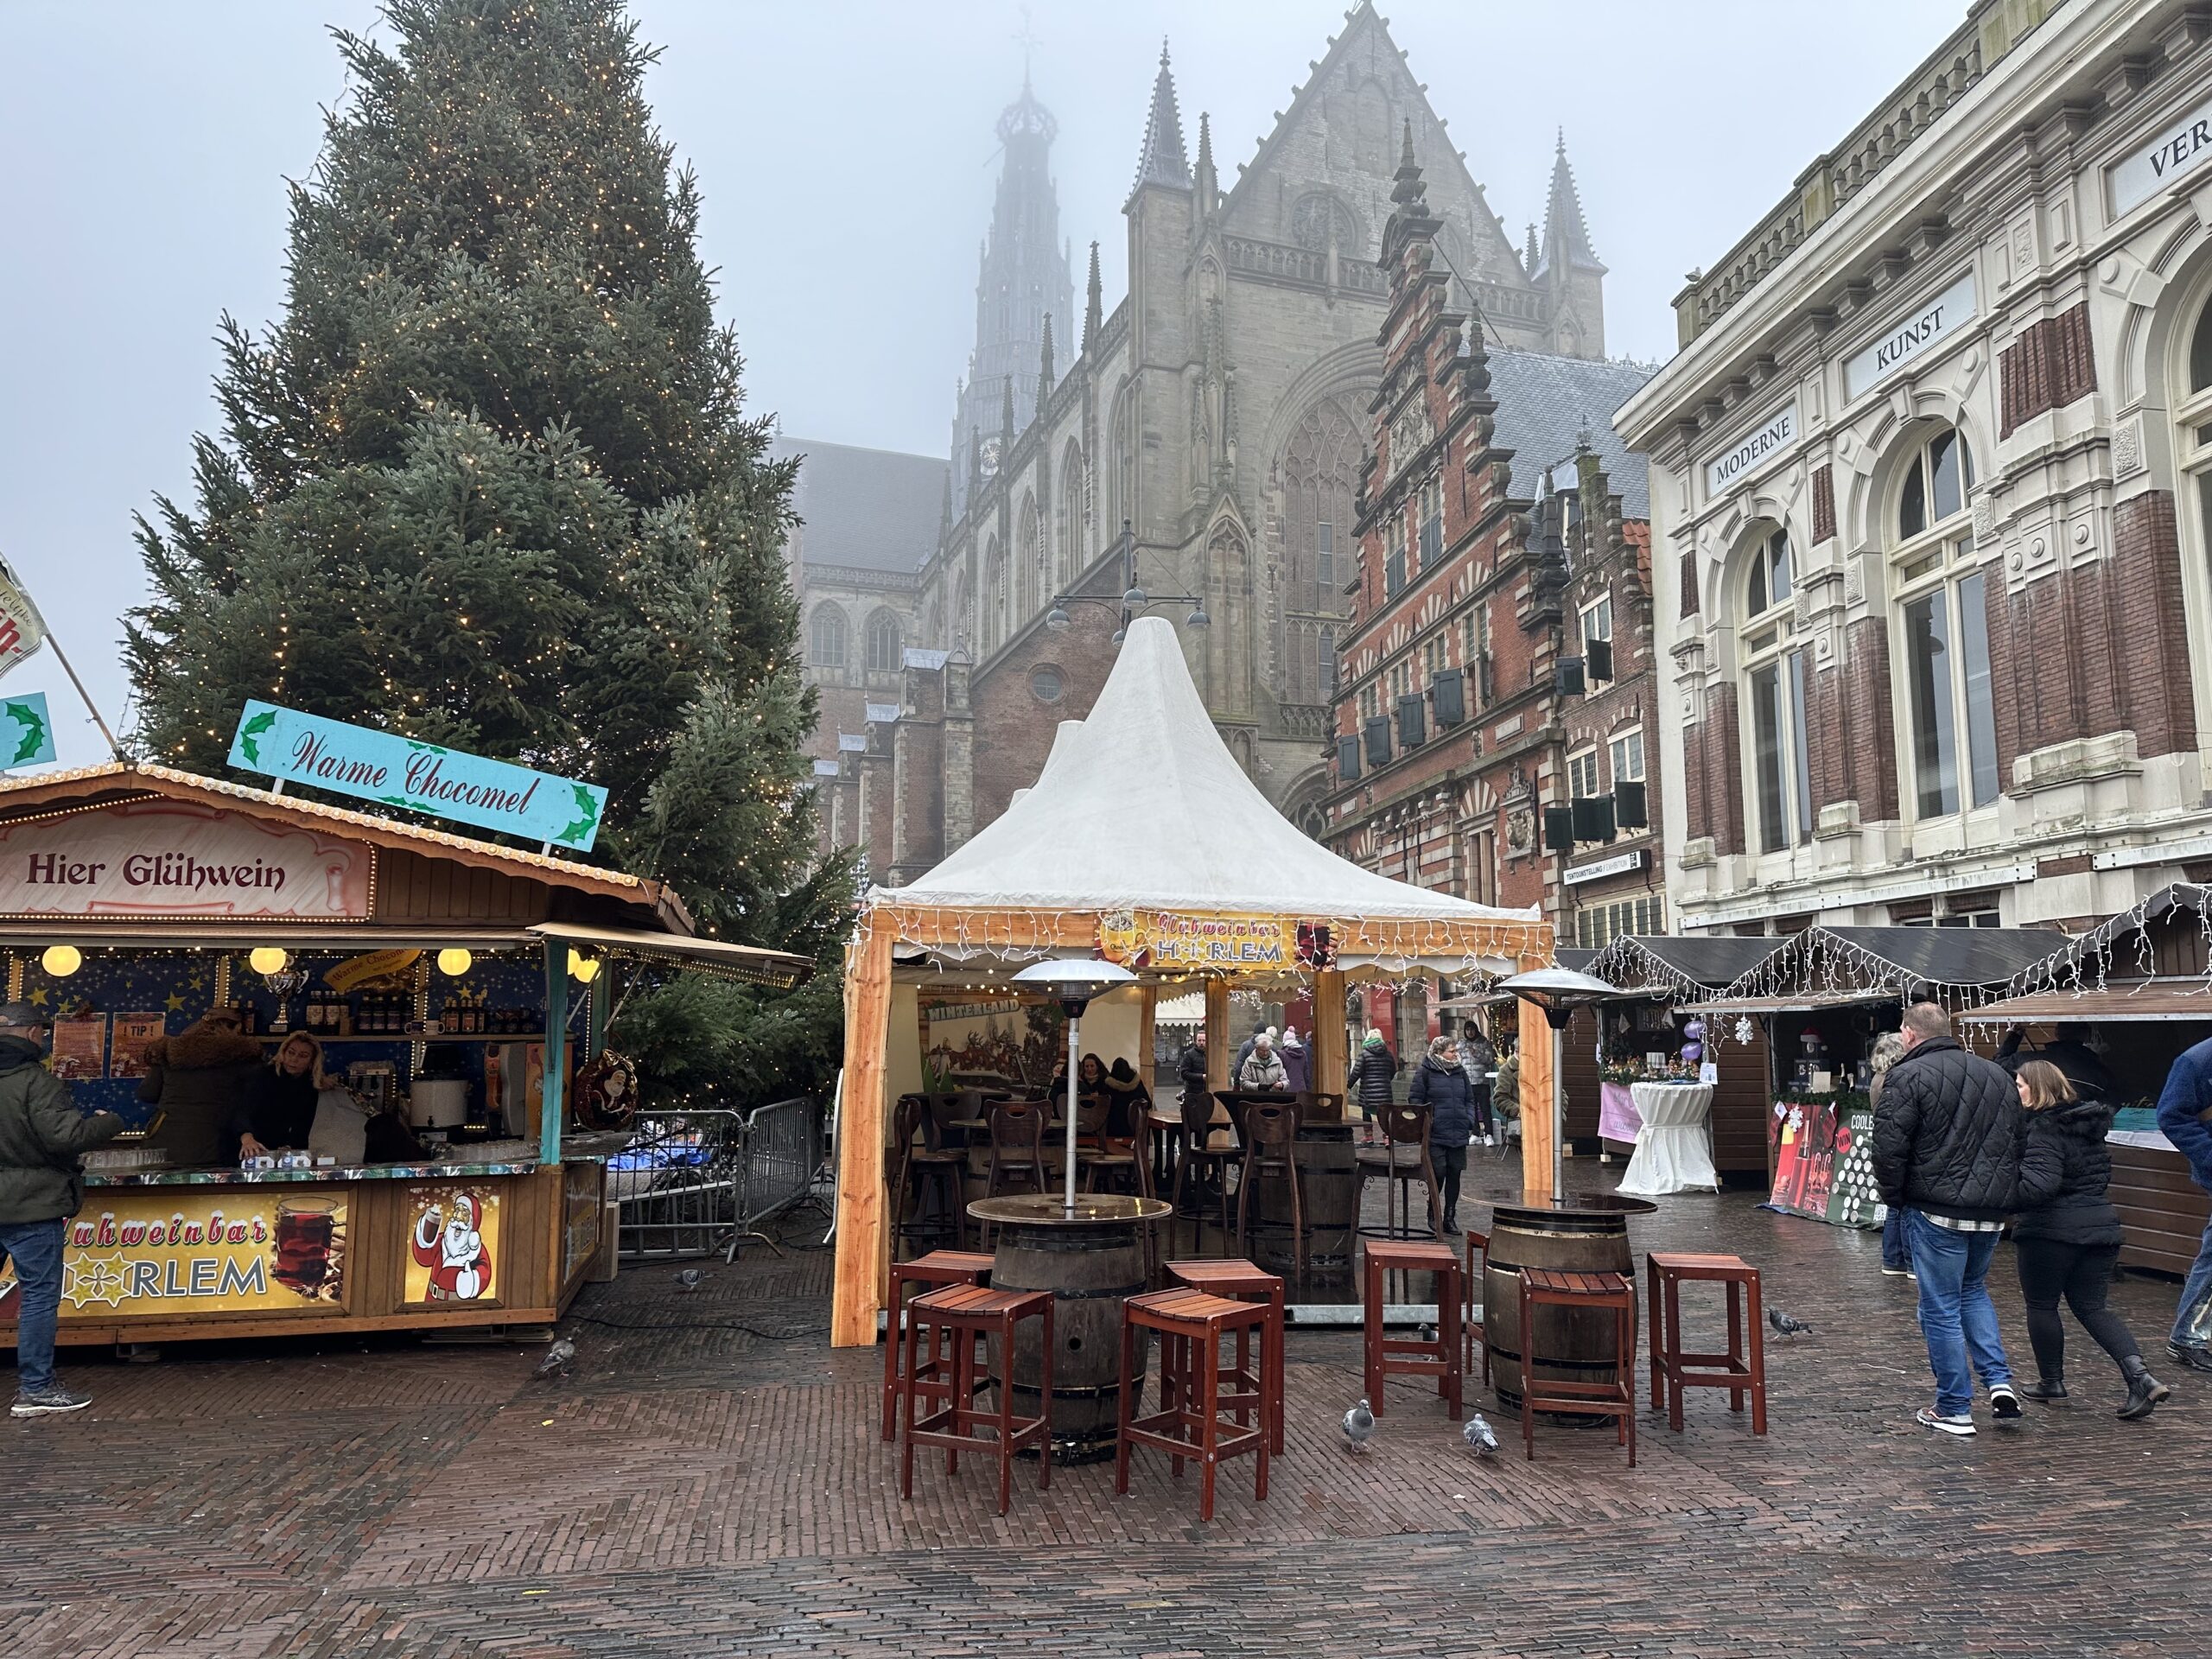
1011,957,1139,1213
1497,967,1621,1203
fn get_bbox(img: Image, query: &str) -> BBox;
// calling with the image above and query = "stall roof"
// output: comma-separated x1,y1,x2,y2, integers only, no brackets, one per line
0,761,681,925
1586,935,1783,1000
1999,882,2210,995
1960,979,2212,1024
531,923,811,989
1714,925,2067,1003
868,618,1538,930
1694,991,1896,1015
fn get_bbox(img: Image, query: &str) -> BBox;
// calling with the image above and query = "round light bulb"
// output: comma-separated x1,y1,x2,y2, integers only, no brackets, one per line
568,950,601,984
248,947,289,976
435,947,474,977
41,944,81,978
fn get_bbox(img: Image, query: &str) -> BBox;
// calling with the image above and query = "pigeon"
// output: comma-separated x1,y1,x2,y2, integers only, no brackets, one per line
1462,1413,1500,1456
533,1336,577,1379
1767,1307,1815,1338
675,1268,702,1292
1342,1397,1376,1452
1418,1325,1438,1347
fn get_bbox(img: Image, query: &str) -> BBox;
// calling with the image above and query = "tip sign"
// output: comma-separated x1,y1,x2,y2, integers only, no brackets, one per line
226,700,607,853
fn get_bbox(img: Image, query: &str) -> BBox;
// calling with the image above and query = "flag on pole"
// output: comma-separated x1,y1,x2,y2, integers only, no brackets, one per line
0,555,48,683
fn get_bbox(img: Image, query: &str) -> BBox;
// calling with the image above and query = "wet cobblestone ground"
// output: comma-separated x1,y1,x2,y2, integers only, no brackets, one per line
7,1155,2207,1657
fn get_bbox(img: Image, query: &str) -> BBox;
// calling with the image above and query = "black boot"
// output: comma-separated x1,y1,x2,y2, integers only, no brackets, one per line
2119,1357,2170,1421
2018,1374,2068,1402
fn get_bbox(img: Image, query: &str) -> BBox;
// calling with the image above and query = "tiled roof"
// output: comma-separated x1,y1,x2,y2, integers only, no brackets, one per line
769,435,947,575
1486,349,1655,518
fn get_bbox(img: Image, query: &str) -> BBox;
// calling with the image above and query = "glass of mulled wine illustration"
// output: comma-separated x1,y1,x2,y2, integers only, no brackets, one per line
274,1198,340,1294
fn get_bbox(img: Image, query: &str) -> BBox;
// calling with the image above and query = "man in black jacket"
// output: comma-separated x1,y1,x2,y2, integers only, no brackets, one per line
1872,1001,2051,1437
0,1002,124,1416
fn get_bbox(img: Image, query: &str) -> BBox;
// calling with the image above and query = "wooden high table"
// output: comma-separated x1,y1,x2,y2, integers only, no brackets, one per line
969,1192,1171,1463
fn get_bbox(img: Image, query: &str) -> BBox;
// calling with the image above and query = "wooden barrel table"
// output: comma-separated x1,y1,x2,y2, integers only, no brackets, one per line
969,1193,1171,1464
1482,1191,1656,1414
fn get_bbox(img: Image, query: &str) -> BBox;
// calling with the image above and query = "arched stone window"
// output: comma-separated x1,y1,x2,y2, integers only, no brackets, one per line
1888,422,1995,818
1016,494,1040,622
2177,289,2212,678
951,569,974,651
807,602,849,671
1281,396,1362,615
864,609,902,675
1058,442,1085,588
1111,384,1137,538
1738,523,1810,853
984,537,1008,655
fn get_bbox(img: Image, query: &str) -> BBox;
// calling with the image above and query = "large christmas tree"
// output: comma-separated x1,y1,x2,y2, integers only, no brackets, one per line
126,0,848,1107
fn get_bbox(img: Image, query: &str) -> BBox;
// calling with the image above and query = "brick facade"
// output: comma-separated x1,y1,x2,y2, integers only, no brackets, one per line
1999,302,2096,440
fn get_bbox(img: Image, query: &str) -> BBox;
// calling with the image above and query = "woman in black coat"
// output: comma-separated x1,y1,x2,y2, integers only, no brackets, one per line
2012,1060,2168,1420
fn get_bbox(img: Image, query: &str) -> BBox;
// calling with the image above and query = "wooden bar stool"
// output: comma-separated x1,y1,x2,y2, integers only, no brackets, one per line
1361,1238,1463,1420
1116,1286,1272,1522
1166,1258,1287,1456
1516,1268,1636,1466
899,1283,1053,1516
1646,1251,1767,1435
1235,1099,1306,1286
880,1249,995,1441
1461,1228,1491,1388
1353,1102,1442,1240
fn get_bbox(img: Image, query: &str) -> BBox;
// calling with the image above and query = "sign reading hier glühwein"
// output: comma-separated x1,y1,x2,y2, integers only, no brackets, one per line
226,700,607,852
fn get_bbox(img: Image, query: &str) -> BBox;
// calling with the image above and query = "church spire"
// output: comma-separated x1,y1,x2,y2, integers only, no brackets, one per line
1037,314,1055,410
1129,40,1191,199
1538,129,1604,276
1082,240,1103,357
1193,111,1217,215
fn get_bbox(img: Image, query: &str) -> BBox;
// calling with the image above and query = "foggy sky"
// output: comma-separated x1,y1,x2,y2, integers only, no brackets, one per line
2,1,1948,768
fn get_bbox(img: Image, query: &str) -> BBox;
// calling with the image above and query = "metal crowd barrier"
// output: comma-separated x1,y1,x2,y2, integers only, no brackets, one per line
612,1097,825,1262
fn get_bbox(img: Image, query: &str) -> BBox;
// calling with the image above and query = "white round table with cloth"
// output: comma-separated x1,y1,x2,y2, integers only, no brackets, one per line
1616,1081,1719,1197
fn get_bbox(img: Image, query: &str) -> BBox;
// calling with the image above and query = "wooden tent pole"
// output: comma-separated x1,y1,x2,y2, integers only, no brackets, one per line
1517,950,1555,1198
1312,968,1346,1104
831,914,895,1348
1138,979,1158,1093
1204,977,1231,1092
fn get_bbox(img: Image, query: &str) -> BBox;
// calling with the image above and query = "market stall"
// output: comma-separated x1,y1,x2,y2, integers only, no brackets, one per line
1961,886,2212,1275
0,762,809,1348
1699,926,2063,1228
1575,934,1786,1178
832,618,1555,1348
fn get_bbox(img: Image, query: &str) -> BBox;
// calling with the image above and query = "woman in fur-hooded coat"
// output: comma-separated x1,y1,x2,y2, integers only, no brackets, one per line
138,1010,266,1166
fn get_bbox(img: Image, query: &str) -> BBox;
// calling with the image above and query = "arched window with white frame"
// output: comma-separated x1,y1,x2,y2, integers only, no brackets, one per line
808,602,849,672
2177,289,2212,658
1889,422,1997,818
864,609,902,675
1738,522,1812,853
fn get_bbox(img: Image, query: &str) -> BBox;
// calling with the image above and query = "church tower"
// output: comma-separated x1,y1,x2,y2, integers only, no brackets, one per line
949,78,1076,518
1533,131,1607,359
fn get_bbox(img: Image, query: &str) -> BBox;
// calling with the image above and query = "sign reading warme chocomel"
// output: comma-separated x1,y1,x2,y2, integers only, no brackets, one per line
226,700,607,852
0,801,370,918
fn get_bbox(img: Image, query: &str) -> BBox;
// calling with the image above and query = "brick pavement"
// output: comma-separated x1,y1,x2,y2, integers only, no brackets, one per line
6,1158,2208,1656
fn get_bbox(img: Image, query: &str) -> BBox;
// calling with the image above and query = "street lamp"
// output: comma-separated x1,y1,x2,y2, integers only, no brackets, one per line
1012,957,1139,1212
1497,966,1619,1203
1044,518,1210,643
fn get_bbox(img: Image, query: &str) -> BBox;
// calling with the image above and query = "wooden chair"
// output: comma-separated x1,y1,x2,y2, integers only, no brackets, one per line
1517,1268,1636,1466
1116,1286,1272,1522
880,1249,994,1440
1354,1101,1442,1240
1462,1226,1491,1387
1234,1098,1306,1285
1646,1251,1767,1435
1361,1237,1463,1420
1166,1258,1286,1456
981,1099,1048,1244
1170,1084,1239,1257
899,1283,1053,1516
891,1095,968,1257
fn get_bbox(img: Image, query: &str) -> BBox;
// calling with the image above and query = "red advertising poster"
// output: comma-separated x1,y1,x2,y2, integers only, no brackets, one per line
109,1014,167,1081
49,1015,107,1081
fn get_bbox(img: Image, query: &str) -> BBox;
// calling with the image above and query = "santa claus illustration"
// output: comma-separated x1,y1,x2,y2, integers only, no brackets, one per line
411,1193,493,1300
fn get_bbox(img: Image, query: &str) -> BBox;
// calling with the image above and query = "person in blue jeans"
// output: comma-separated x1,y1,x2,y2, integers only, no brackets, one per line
0,1002,124,1416
1871,1002,2057,1436
2153,1033,2212,1373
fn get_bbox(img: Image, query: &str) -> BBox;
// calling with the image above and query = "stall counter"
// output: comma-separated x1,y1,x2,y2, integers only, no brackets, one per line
1,1156,607,1347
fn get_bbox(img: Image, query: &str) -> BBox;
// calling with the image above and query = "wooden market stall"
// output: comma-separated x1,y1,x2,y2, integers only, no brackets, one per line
1960,886,2212,1275
1578,935,1786,1177
830,619,1556,1347
1696,925,2065,1224
0,761,809,1348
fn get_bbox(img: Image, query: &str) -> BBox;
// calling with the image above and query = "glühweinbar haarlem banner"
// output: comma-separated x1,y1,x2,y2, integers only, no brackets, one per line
226,700,608,852
1097,909,1337,975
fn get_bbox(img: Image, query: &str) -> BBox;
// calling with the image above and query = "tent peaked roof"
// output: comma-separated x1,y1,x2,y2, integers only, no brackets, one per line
870,617,1535,925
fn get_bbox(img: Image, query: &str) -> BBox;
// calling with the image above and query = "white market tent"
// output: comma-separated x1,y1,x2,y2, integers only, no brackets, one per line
832,617,1560,1344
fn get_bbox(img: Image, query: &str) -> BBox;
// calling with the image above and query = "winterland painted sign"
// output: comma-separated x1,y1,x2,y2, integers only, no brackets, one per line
0,692,54,768
226,701,607,852
0,800,370,919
